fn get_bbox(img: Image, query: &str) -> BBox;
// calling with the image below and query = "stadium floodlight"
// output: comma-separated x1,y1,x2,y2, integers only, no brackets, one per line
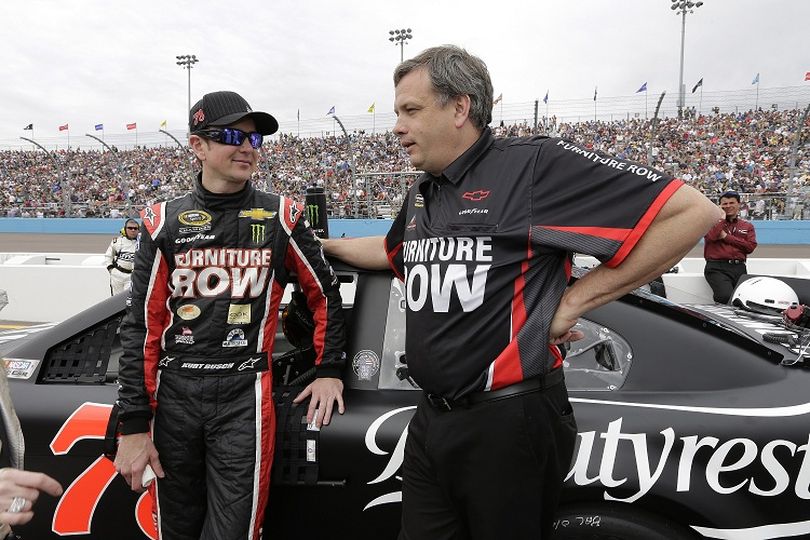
176,54,200,134
671,0,705,118
388,28,414,63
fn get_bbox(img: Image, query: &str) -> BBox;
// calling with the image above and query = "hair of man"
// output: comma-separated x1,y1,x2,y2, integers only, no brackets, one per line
394,44,494,130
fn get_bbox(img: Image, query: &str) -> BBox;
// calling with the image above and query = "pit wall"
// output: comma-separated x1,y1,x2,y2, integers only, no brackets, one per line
1,219,810,244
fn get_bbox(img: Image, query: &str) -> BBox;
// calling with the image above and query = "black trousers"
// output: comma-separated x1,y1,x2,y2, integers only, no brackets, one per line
704,261,747,304
399,380,577,540
151,369,275,540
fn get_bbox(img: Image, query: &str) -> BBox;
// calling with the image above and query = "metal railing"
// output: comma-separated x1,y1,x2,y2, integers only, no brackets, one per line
2,189,808,221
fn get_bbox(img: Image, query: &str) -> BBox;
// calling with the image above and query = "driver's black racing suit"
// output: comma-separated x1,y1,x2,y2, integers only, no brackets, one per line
118,178,345,540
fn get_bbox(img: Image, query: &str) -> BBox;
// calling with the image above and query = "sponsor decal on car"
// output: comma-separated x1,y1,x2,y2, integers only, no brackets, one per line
222,328,248,348
174,326,195,345
2,358,40,379
50,403,157,539
227,304,251,325
352,350,381,380
362,404,810,521
176,304,201,321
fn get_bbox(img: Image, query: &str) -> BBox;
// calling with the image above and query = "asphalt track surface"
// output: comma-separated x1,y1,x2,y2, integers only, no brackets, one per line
0,233,808,258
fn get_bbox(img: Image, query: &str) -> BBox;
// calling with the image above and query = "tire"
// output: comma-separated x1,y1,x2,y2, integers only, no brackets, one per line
552,502,698,540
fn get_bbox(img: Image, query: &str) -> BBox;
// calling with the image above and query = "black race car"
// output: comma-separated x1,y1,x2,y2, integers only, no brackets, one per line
2,263,810,540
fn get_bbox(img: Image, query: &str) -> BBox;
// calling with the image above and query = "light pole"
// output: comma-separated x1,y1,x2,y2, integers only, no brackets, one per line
671,0,704,118
20,136,71,216
176,54,199,130
388,28,413,63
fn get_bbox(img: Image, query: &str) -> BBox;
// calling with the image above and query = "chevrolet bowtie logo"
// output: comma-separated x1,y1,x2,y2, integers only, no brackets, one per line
159,356,175,367
238,357,262,371
462,190,491,202
238,208,277,220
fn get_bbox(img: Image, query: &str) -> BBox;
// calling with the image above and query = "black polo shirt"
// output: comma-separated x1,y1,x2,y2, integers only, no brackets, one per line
385,128,682,399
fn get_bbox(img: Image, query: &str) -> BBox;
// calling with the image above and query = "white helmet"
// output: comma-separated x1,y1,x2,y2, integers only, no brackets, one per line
731,277,799,314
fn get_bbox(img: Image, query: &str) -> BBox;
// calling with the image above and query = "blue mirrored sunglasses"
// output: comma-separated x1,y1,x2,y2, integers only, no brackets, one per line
198,127,263,149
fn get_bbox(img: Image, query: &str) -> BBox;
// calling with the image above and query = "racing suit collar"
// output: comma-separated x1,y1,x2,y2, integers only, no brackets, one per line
441,127,494,186
192,172,255,210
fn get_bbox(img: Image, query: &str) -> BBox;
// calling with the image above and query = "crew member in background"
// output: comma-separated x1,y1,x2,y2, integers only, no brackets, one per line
704,190,758,303
103,218,139,295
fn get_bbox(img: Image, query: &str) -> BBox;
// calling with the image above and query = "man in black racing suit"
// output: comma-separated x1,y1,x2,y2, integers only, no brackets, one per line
115,91,346,540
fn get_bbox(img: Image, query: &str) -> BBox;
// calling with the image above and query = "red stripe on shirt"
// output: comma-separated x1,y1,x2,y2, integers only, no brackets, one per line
281,198,303,231
548,344,563,370
384,237,405,282
287,247,328,367
490,233,531,389
605,179,684,268
143,254,170,409
261,281,286,353
252,370,275,540
140,203,163,236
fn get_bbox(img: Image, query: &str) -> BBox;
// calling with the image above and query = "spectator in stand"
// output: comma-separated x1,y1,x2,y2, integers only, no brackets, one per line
703,190,758,303
0,108,808,218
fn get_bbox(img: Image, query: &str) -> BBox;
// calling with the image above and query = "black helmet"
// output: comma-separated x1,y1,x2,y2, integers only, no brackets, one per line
282,291,315,349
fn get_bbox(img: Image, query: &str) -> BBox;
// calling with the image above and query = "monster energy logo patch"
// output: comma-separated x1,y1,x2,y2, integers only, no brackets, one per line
250,224,265,243
306,204,320,226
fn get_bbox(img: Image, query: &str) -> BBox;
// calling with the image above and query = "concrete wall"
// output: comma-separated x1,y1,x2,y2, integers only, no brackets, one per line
0,218,806,244
0,218,393,238
0,254,111,321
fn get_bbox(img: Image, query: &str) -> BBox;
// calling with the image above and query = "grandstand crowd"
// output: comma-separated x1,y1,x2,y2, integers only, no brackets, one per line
1,108,808,219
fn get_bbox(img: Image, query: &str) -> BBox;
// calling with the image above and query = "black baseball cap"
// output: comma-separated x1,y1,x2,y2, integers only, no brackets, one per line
189,91,278,135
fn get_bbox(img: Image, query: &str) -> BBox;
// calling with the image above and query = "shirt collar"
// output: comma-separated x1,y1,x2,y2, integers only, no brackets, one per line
441,128,494,185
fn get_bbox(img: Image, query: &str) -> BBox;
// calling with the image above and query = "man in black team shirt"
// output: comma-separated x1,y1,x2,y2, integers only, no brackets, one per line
324,46,721,540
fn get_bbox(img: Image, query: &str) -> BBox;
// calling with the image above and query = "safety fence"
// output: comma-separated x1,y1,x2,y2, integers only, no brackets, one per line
2,186,808,221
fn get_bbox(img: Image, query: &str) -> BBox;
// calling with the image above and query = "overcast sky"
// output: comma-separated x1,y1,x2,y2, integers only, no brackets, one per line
1,0,808,148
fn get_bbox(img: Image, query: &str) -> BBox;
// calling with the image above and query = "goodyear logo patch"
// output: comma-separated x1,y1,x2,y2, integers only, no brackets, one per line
179,210,212,227
238,208,277,220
